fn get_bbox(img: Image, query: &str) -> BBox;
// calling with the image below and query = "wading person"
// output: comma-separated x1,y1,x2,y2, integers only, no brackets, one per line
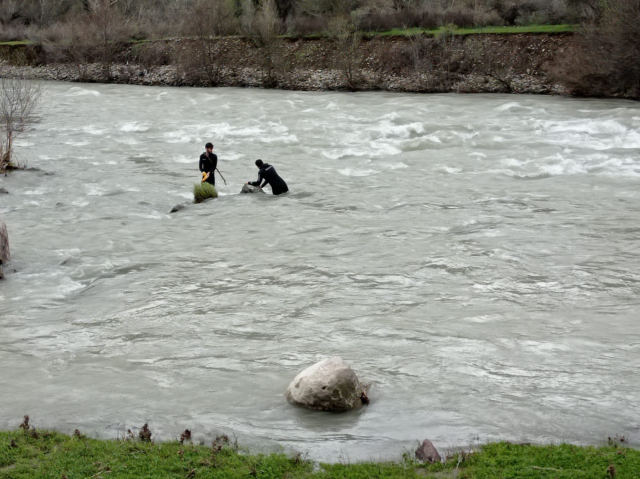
199,142,218,186
246,159,289,195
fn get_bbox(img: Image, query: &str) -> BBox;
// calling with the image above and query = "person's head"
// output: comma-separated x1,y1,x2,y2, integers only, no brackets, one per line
205,142,213,152
255,159,263,169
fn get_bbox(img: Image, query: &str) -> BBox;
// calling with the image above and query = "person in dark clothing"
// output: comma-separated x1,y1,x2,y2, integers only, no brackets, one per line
246,159,289,195
199,142,218,185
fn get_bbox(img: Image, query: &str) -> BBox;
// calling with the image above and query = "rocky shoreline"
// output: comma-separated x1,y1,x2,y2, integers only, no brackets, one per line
0,33,571,95
0,61,567,95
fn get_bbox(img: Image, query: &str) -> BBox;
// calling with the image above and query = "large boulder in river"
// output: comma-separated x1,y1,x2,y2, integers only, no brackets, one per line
241,184,264,194
0,220,9,278
285,357,368,412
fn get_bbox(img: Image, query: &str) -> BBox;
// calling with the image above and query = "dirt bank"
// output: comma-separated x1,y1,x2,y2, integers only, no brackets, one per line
0,33,574,95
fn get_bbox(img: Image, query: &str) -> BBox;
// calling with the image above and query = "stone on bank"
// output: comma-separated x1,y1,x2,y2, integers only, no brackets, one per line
285,357,368,412
415,439,441,463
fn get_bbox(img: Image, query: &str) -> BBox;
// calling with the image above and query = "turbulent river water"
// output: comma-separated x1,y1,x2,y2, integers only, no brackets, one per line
1,83,640,461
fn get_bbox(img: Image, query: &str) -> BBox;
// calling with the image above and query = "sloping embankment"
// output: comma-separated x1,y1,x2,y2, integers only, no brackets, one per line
0,33,574,95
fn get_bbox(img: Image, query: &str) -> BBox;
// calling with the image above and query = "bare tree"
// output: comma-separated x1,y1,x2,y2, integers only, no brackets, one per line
87,0,131,81
174,0,237,85
555,0,640,99
467,36,523,93
410,35,465,92
242,0,283,87
0,76,43,171
329,17,364,91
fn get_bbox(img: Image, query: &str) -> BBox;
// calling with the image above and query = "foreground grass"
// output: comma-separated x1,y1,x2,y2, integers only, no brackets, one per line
1,428,640,478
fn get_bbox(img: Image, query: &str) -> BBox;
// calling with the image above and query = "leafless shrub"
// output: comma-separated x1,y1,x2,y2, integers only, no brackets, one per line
40,21,94,81
553,0,640,99
85,0,132,81
329,17,364,90
409,35,466,92
175,40,232,85
466,36,525,92
396,9,440,29
40,2,132,81
356,11,403,31
241,0,283,87
173,0,237,85
441,9,477,27
292,14,329,35
566,0,606,22
378,41,414,74
179,0,239,37
133,41,172,69
0,77,44,171
296,0,360,16
274,0,296,21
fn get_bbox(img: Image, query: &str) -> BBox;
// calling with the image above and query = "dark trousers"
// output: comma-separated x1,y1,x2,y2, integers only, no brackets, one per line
272,181,288,195
204,173,215,186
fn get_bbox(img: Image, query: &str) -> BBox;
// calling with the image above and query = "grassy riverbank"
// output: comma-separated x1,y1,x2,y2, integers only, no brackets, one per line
1,428,639,478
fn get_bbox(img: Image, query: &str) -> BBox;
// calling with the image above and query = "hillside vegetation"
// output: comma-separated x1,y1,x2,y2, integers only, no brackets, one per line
0,0,637,99
0,0,595,41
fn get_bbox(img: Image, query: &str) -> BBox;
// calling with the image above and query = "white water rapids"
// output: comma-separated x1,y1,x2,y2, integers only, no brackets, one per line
1,83,640,462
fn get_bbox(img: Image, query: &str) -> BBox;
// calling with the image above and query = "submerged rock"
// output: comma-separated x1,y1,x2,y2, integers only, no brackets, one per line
285,357,368,412
170,203,188,213
415,439,441,463
241,184,264,194
0,188,8,194
0,220,9,279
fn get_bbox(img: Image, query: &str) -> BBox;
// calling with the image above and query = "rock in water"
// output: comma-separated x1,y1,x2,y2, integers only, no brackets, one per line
0,188,8,194
241,184,264,194
0,220,9,278
415,439,441,463
170,203,187,213
285,357,368,412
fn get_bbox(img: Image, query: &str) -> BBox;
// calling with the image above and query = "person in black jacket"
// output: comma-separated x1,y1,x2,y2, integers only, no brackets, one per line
199,142,218,185
246,159,289,195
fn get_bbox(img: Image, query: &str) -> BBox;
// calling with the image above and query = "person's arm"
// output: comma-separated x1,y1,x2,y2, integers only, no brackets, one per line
248,170,263,187
199,155,205,172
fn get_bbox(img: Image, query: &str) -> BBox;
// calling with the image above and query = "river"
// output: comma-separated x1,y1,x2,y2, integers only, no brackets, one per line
1,83,639,462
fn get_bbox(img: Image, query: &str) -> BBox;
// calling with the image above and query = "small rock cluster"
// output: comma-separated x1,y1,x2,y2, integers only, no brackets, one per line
0,59,566,95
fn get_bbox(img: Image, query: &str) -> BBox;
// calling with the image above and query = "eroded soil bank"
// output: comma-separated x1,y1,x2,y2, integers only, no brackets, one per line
0,33,573,95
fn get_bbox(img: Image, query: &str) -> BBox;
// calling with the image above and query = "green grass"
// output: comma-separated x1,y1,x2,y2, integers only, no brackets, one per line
2,428,640,478
374,24,577,37
0,40,33,46
193,182,218,203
